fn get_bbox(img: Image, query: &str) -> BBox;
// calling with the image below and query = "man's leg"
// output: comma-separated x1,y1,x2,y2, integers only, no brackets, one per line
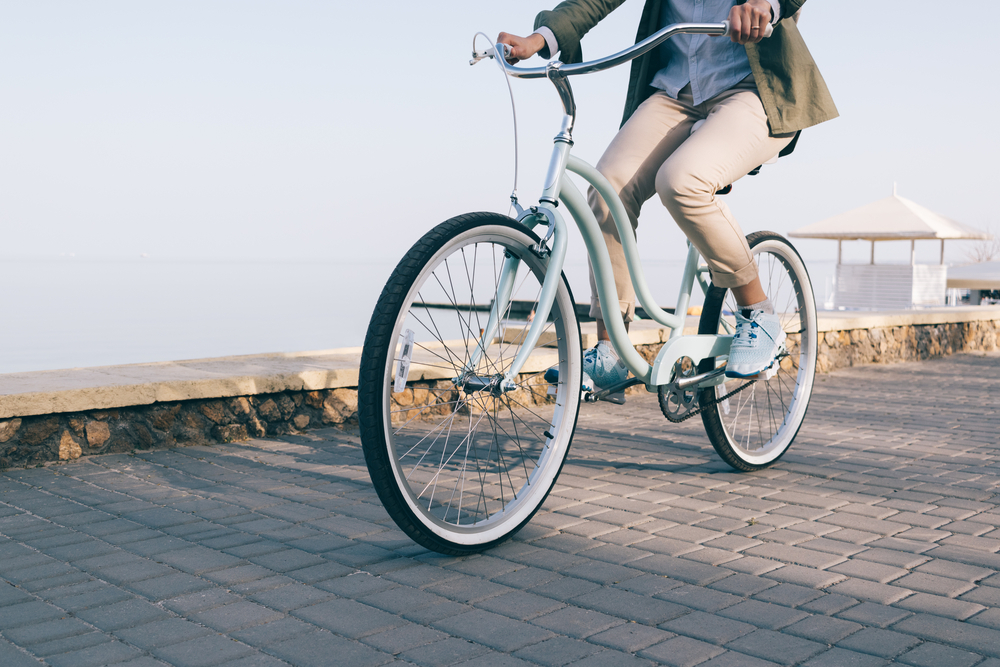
731,281,768,308
586,91,698,341
654,84,794,303
654,84,795,377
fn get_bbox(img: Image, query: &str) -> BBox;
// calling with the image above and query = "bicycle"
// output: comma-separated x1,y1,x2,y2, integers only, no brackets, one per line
358,20,817,555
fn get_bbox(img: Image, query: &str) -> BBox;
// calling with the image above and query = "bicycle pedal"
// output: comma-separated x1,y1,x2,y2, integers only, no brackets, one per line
739,361,778,382
601,392,626,405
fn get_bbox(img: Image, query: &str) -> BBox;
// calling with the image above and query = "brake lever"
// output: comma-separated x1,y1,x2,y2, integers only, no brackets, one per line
470,48,493,65
470,43,513,66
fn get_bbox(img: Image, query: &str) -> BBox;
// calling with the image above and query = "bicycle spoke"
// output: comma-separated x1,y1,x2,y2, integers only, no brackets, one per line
425,408,460,509
504,394,559,427
430,271,494,371
503,395,532,482
443,254,474,371
415,286,463,370
409,338,464,371
403,402,464,475
391,399,463,417
504,398,552,448
418,408,487,501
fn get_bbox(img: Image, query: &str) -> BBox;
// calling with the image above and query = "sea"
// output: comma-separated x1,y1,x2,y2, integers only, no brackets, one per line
0,256,838,374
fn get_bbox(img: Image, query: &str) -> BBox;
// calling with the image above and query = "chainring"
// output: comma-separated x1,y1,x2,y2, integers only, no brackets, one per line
657,357,699,422
658,356,757,424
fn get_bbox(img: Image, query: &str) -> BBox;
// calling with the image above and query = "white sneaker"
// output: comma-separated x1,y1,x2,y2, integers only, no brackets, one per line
544,340,628,402
582,341,629,400
725,310,786,379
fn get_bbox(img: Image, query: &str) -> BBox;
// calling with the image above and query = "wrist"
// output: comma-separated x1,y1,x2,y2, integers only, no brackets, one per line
528,32,545,55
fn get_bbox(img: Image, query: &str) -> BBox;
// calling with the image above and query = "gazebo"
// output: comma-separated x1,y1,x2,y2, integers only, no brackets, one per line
789,188,992,310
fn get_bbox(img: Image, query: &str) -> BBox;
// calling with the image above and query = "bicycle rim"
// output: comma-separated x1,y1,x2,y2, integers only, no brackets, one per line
699,232,818,469
361,213,581,552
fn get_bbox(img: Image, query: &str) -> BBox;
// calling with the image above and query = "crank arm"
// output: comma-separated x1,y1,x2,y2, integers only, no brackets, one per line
584,377,645,403
675,347,788,390
675,365,727,391
679,348,787,387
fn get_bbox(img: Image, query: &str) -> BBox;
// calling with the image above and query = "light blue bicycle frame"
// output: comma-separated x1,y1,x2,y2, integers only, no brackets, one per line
464,23,737,393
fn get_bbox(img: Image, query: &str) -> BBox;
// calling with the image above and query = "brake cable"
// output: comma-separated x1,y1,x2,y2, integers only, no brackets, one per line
472,33,520,216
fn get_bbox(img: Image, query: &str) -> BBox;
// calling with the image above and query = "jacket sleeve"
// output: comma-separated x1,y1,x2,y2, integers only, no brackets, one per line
779,0,805,17
742,0,806,20
533,0,627,63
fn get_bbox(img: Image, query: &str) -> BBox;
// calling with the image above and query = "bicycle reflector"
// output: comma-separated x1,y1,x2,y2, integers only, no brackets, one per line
394,329,415,393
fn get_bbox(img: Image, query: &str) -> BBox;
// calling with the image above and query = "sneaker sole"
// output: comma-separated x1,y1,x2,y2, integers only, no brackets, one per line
725,329,787,380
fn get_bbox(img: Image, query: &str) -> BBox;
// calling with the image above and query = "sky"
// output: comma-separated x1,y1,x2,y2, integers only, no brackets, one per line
2,0,998,269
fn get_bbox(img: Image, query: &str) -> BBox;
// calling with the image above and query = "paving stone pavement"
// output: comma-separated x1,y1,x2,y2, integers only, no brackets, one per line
1,351,998,667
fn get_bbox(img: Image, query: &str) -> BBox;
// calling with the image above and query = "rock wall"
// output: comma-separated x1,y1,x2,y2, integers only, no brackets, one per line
1,318,997,469
813,319,1000,372
389,374,554,427
0,389,359,470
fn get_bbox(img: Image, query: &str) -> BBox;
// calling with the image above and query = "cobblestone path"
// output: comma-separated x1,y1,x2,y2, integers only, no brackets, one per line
0,352,998,666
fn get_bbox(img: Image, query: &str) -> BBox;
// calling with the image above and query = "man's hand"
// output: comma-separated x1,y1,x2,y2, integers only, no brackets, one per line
727,0,773,44
496,32,546,64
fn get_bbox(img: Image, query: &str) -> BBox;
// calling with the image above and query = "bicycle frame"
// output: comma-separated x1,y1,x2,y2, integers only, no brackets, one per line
465,22,736,392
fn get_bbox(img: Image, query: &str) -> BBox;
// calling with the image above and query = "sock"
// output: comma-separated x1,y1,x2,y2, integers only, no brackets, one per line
739,298,774,318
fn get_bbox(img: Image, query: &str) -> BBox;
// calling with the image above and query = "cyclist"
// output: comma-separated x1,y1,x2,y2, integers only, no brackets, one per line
499,0,836,396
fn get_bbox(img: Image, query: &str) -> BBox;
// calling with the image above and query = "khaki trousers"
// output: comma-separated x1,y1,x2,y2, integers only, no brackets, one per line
588,80,794,323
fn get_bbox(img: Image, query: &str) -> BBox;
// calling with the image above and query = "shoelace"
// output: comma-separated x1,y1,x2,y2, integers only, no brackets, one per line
584,346,624,375
731,313,775,349
730,321,758,349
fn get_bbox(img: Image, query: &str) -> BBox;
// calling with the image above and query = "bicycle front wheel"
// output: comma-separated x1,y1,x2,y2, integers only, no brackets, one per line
698,231,818,471
358,212,582,554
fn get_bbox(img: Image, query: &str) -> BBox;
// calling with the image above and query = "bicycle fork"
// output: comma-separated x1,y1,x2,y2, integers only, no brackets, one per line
457,202,569,394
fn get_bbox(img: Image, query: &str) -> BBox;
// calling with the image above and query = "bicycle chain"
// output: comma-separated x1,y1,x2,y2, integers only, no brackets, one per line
658,378,757,423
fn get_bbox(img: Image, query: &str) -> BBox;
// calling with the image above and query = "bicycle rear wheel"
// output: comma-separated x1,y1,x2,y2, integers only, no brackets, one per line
698,231,818,471
358,212,582,554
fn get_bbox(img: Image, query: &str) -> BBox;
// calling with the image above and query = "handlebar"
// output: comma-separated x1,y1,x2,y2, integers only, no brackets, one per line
476,21,772,79
469,20,776,159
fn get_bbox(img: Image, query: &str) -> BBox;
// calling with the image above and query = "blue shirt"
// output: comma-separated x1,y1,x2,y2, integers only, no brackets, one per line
650,0,754,104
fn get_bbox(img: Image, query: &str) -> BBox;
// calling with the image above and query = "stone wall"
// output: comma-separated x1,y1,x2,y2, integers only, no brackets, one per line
813,319,1000,372
0,389,359,470
1,318,997,469
390,374,554,427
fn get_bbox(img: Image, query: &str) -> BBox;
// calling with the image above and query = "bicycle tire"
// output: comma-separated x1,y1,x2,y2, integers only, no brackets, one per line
698,231,818,471
358,212,582,554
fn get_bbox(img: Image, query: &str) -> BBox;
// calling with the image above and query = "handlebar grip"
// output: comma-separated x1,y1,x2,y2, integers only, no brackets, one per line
722,19,773,39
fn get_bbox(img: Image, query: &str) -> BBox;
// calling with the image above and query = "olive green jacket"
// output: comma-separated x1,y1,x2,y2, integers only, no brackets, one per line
533,0,838,134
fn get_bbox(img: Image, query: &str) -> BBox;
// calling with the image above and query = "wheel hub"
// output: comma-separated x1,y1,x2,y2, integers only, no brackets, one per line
454,372,510,397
